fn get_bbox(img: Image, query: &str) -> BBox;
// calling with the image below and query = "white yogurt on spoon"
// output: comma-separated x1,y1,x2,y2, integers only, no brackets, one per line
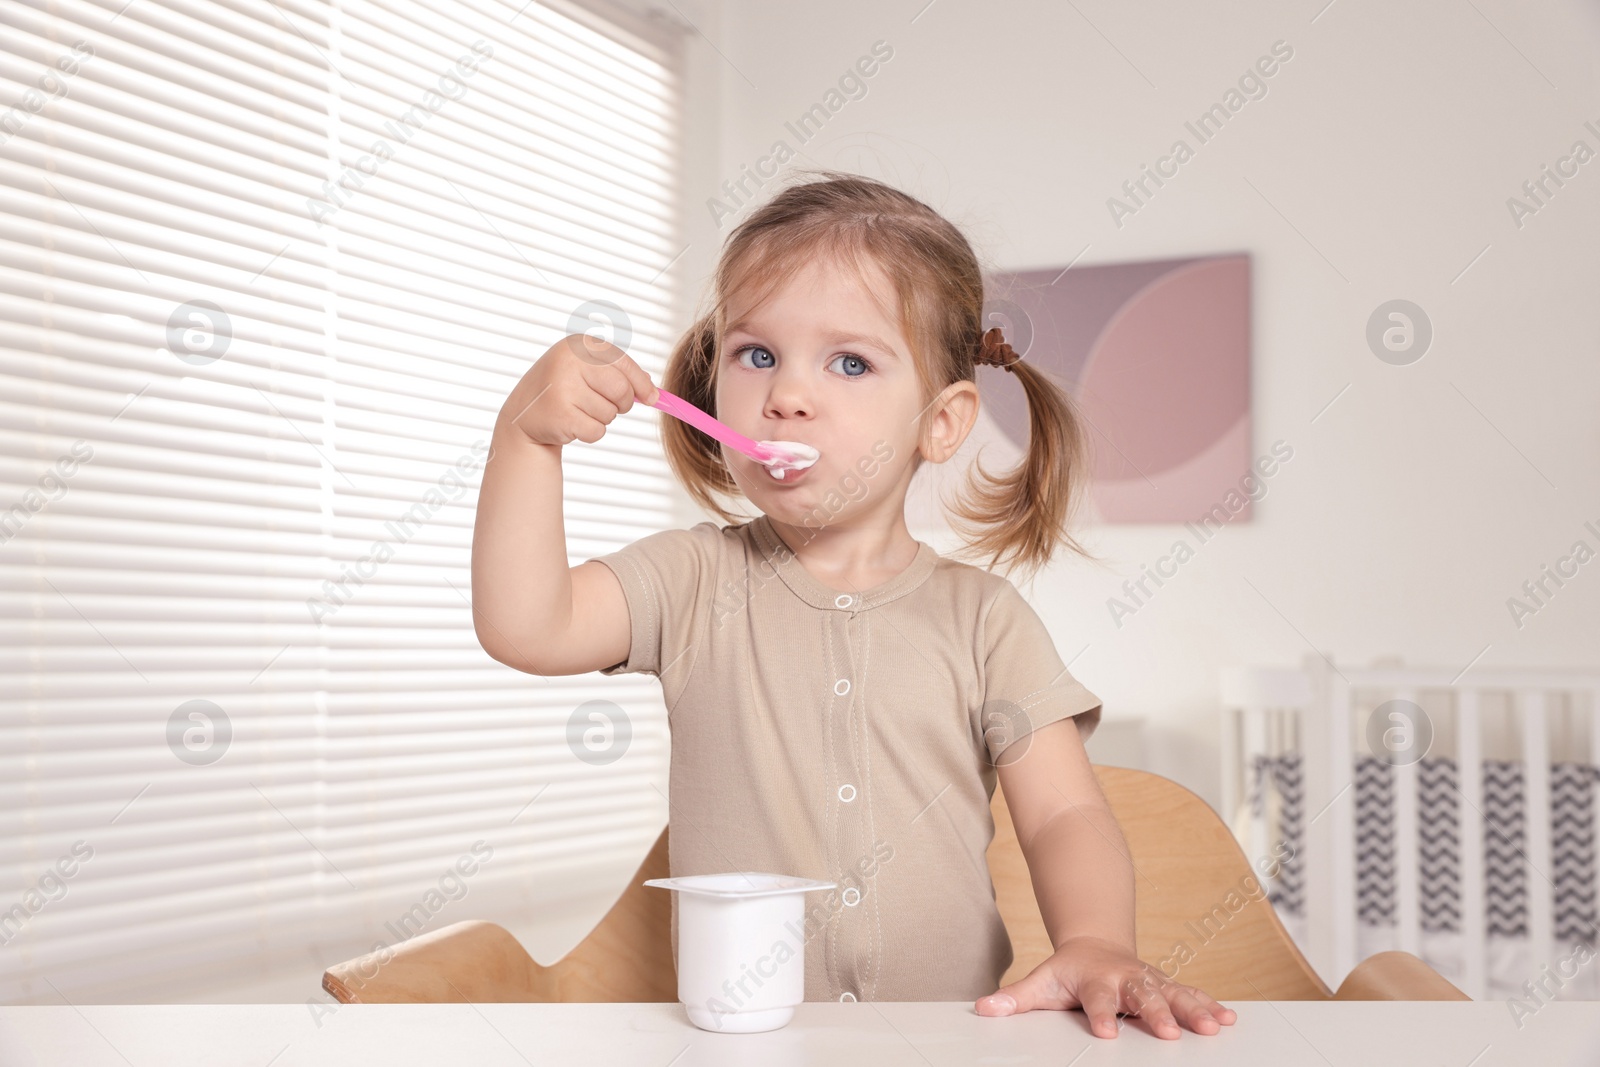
758,440,819,480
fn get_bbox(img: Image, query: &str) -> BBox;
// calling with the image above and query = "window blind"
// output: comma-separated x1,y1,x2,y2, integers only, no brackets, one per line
0,0,684,1003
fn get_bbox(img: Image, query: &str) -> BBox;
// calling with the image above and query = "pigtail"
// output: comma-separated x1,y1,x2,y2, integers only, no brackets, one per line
659,312,745,523
946,353,1099,584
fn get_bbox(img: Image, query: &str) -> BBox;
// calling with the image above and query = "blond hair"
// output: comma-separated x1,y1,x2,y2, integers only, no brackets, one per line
660,169,1097,582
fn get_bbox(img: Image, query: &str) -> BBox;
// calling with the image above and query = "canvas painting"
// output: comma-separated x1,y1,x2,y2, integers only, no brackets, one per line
910,252,1253,532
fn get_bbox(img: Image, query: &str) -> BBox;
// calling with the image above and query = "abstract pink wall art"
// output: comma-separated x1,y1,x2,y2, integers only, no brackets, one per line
979,253,1253,524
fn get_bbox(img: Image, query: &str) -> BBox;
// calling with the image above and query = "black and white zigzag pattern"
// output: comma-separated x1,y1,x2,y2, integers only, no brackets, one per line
1355,756,1396,925
1258,732,1598,948
1418,757,1461,933
1552,761,1598,944
1270,752,1305,916
1346,756,1600,943
1248,754,1271,820
1483,759,1528,938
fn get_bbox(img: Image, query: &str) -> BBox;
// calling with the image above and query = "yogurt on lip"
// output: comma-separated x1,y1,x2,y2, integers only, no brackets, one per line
757,440,819,481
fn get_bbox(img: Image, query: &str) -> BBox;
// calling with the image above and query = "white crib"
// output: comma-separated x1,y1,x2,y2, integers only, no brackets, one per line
1220,655,1600,1001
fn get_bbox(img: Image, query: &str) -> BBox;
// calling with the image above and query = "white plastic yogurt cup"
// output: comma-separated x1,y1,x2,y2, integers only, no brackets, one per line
644,872,836,1033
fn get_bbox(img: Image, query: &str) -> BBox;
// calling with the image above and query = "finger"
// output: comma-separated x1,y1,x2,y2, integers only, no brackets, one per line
975,966,1066,1017
1078,979,1123,1039
1162,985,1220,1035
586,366,636,416
974,991,1016,1017
614,352,659,406
1191,989,1237,1025
569,386,617,426
558,332,620,368
567,413,608,445
1122,978,1180,1041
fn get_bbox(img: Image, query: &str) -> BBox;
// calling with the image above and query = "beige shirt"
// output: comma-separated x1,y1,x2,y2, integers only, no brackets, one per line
590,513,1102,1003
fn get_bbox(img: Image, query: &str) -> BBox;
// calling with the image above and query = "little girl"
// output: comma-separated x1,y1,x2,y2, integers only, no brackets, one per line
471,171,1235,1040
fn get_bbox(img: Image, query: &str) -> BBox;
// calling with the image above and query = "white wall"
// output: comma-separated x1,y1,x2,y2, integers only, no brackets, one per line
680,0,1600,810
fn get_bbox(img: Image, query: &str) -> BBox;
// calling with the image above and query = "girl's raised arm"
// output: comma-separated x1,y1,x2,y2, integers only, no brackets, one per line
470,335,658,675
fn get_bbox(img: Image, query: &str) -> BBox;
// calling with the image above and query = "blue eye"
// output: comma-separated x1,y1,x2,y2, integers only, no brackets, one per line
829,354,873,378
733,345,776,369
729,345,874,379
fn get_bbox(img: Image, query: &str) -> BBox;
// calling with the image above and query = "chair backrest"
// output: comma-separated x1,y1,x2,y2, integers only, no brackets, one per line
989,766,1330,1000
323,829,676,1004
325,766,1329,1003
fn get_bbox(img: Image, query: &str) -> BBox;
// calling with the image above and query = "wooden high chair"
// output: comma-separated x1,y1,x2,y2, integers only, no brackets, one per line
320,766,1467,1004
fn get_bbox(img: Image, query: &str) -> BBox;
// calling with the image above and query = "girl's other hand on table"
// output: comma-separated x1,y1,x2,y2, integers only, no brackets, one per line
974,935,1237,1039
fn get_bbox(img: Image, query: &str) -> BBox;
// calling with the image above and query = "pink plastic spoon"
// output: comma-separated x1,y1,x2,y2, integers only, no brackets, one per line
649,388,819,478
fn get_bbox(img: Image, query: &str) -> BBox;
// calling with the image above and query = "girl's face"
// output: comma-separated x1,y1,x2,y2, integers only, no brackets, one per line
713,255,941,527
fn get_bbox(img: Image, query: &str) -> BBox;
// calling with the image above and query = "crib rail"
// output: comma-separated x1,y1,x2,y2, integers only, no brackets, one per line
1221,654,1600,999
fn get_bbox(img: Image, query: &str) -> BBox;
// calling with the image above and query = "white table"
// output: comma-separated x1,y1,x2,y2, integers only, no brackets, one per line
2,1001,1597,1065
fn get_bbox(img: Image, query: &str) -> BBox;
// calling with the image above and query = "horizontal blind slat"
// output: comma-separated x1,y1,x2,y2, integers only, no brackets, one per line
4,0,682,1005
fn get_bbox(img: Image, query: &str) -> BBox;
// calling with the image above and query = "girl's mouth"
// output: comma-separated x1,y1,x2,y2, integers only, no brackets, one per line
755,439,819,485
764,462,813,485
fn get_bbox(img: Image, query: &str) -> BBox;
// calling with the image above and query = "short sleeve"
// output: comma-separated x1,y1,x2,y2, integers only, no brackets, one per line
977,580,1102,765
586,521,723,679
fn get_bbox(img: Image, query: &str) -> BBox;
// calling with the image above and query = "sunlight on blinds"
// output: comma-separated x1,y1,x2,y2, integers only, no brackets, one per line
0,0,683,1003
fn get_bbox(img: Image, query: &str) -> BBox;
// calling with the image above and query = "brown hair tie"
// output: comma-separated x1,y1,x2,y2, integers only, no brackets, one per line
975,326,1021,372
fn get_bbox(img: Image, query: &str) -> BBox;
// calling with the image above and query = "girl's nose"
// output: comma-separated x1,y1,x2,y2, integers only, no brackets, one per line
764,371,814,420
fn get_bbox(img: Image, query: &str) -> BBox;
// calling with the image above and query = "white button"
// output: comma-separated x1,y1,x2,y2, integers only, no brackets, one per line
842,887,861,906
834,678,850,696
835,594,853,609
838,784,856,803
839,991,857,1002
